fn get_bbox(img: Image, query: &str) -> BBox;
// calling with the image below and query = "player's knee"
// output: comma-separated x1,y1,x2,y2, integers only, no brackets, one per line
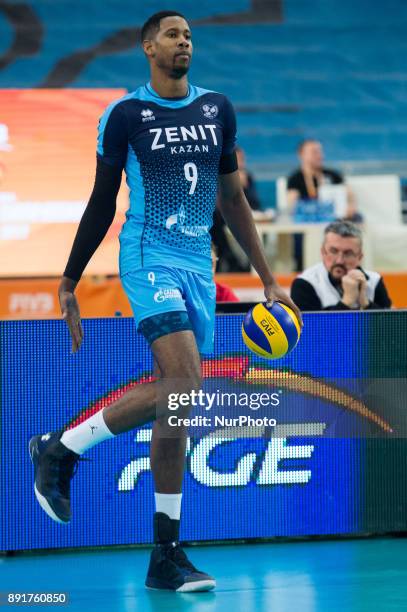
161,357,202,392
156,366,202,418
167,372,202,419
175,372,202,401
187,370,202,393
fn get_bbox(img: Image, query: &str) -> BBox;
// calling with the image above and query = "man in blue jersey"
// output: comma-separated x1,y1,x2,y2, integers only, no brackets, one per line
29,11,302,592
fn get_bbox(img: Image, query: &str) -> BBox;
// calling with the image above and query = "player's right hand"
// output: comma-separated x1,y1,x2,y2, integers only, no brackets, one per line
264,282,303,328
58,290,83,353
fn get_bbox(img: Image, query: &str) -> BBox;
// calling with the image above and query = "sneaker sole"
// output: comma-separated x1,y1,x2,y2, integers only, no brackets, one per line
146,579,216,592
176,580,216,593
29,438,69,525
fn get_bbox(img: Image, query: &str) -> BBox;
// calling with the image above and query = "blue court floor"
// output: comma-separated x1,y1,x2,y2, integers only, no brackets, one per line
1,537,407,611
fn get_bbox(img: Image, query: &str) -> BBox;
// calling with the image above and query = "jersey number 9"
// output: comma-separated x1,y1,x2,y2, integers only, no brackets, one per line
184,162,198,195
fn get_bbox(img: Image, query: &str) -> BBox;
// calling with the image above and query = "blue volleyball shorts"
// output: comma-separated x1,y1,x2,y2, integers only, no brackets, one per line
121,265,216,355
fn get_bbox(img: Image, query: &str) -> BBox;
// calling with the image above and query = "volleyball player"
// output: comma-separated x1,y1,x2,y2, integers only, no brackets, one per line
29,11,302,592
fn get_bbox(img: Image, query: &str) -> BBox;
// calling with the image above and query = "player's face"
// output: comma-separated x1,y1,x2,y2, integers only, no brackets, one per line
148,17,193,79
321,232,363,279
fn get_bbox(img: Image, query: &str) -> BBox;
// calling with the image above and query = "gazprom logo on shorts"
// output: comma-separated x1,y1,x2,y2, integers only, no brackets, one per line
153,287,182,303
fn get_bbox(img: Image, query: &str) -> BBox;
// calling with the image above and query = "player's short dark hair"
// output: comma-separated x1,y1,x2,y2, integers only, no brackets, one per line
324,220,362,243
141,11,187,42
297,138,320,153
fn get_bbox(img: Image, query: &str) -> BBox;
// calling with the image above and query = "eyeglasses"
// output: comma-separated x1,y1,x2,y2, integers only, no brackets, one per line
324,247,360,260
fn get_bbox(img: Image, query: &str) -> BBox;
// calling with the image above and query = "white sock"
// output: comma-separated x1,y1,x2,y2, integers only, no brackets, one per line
154,493,182,520
60,409,115,455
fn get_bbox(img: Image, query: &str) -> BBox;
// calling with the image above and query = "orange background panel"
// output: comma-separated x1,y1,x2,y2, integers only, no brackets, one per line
0,272,406,320
0,277,132,320
0,89,128,277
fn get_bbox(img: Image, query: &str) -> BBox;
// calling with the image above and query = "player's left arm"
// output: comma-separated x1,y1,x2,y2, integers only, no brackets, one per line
218,170,302,325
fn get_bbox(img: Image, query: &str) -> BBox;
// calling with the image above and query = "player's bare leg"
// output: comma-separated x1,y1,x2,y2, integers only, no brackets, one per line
102,330,201,432
30,331,198,519
145,335,215,591
29,329,215,590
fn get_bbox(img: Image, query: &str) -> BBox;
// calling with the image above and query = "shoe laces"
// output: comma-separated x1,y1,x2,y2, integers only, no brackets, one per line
50,454,90,497
165,543,198,573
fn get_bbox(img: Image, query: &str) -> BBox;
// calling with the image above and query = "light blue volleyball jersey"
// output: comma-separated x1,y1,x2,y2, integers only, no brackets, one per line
97,82,237,276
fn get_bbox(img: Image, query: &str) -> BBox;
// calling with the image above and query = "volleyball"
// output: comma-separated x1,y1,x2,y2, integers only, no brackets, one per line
242,301,301,359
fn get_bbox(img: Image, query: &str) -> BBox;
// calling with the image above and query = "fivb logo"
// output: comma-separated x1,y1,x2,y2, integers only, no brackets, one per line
118,423,325,490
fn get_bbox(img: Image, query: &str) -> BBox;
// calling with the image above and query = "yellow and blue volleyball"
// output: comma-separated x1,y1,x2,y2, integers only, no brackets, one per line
242,301,301,359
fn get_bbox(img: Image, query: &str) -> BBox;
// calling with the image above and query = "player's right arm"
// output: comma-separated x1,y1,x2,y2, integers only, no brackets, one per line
59,103,128,352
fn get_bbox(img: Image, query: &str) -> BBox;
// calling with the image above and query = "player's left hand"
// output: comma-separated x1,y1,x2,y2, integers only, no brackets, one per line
264,282,303,327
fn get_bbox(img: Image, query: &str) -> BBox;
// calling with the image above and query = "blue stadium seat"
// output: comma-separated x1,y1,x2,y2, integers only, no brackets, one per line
1,0,406,166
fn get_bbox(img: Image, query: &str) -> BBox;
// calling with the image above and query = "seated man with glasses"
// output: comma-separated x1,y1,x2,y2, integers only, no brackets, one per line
290,220,391,311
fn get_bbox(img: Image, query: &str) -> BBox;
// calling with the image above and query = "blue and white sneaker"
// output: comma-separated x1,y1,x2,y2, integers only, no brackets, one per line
145,513,216,592
29,431,81,524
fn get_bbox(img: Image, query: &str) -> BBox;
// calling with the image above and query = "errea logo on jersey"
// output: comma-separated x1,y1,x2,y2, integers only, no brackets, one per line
141,108,155,122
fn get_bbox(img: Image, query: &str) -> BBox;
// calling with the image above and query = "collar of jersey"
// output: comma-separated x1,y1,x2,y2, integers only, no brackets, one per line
146,81,190,100
139,81,210,109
